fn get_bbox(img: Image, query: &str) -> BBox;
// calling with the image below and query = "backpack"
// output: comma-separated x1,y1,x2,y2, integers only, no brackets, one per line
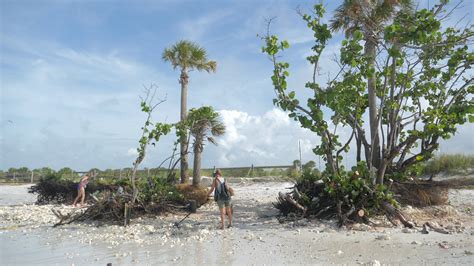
214,178,230,201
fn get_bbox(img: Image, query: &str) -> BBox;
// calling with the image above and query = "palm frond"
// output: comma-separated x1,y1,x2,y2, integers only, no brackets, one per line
162,40,216,72
207,137,217,145
330,0,414,35
211,122,225,136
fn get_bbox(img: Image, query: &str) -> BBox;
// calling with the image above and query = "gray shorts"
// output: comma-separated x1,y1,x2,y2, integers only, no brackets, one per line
216,199,231,209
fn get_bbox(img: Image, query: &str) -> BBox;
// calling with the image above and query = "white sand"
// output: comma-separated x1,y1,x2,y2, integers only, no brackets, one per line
0,182,473,265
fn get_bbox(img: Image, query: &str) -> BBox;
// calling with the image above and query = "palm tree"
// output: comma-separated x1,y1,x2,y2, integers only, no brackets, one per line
162,40,217,184
330,0,412,184
187,106,225,186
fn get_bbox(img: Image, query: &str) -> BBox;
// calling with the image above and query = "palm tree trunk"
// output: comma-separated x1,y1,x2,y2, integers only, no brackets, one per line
365,39,381,182
192,141,202,187
180,69,189,184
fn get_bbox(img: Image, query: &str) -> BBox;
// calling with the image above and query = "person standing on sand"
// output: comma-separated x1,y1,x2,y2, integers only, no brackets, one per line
73,173,90,207
206,169,232,229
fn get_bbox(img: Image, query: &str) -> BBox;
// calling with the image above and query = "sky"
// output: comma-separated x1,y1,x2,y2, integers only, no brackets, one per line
1,0,473,171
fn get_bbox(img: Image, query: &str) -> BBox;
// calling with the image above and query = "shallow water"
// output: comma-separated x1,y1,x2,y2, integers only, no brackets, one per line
0,184,36,206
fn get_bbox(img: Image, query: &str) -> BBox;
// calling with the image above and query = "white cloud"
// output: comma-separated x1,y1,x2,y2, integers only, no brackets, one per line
127,148,139,157
201,108,321,167
179,9,234,41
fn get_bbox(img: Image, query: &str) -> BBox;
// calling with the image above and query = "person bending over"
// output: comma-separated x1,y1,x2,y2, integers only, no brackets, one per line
73,173,90,207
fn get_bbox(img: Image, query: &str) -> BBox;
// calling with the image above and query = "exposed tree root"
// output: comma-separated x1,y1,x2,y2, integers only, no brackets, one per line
274,181,414,228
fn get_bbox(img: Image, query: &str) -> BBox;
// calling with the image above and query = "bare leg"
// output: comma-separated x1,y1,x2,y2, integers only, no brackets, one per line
226,206,232,227
72,189,81,207
79,187,86,207
219,207,225,229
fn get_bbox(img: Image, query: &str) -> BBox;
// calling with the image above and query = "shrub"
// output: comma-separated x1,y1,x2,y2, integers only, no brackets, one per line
137,176,184,204
423,154,474,175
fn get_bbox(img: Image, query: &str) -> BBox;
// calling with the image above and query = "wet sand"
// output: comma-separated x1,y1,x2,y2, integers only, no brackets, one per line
1,182,473,265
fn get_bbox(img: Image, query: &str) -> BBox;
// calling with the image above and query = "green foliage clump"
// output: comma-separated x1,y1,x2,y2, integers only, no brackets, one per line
95,177,130,187
138,176,184,204
42,172,63,182
322,170,397,210
278,163,397,220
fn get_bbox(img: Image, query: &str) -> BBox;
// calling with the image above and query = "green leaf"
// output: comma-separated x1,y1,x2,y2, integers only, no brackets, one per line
468,115,474,123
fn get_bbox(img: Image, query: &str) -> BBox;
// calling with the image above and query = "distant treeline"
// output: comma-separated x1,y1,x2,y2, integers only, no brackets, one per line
2,154,472,183
0,164,296,183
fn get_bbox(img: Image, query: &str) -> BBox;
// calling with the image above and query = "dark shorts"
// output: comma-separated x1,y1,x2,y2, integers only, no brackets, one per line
216,199,231,209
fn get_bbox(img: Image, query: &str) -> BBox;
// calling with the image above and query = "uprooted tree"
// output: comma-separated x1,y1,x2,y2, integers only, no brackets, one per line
130,85,172,203
262,1,473,225
49,86,215,226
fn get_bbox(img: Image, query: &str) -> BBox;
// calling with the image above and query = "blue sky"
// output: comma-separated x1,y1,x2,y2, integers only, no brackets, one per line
1,0,473,171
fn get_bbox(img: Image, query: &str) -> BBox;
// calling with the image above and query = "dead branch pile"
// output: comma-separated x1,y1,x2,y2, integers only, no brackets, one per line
52,192,133,226
392,181,449,207
52,187,191,226
274,181,368,225
28,179,116,204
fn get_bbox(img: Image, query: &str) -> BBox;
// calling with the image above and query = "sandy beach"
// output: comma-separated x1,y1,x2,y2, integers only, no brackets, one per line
1,181,473,265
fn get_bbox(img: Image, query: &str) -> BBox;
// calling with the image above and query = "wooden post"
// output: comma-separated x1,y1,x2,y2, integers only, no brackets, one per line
298,140,302,173
189,200,197,213
124,202,130,226
30,171,34,183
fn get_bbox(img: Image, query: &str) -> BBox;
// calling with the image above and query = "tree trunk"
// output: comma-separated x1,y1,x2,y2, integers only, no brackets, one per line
192,141,202,187
365,38,382,183
180,69,189,184
356,135,362,162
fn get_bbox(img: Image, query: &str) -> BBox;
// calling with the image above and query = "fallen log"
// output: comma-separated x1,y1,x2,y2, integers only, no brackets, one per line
425,221,450,234
278,192,307,214
381,201,414,228
52,208,80,227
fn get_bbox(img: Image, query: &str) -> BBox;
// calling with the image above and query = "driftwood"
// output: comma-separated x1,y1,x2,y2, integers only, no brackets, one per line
52,209,79,227
279,192,307,213
424,221,450,234
381,201,414,228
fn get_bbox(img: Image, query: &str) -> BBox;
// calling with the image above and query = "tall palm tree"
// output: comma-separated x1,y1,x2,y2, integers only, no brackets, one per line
330,0,412,183
187,106,225,186
162,40,217,184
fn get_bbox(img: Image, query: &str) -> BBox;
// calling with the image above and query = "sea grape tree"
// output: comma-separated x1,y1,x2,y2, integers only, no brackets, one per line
262,2,473,186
